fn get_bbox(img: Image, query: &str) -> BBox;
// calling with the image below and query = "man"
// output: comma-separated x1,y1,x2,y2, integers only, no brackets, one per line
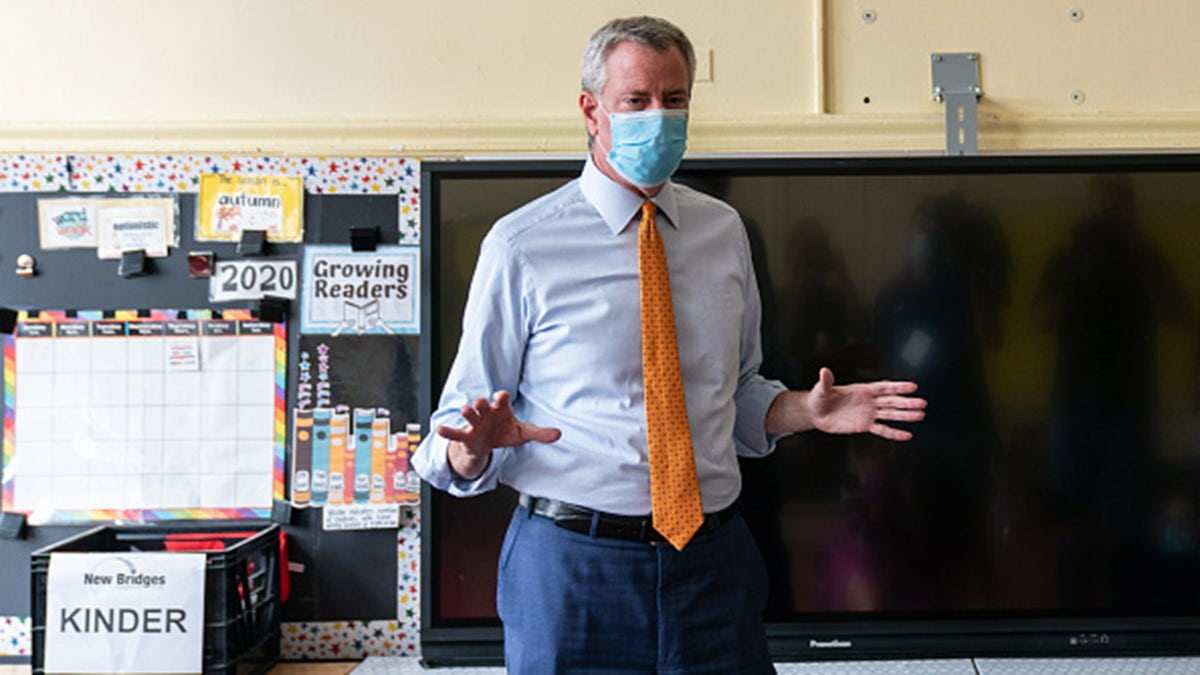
414,15,925,673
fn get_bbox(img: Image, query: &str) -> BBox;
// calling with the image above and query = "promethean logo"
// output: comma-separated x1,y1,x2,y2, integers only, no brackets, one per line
810,639,853,649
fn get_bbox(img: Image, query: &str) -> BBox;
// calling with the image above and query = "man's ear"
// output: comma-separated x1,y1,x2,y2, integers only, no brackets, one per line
579,90,602,138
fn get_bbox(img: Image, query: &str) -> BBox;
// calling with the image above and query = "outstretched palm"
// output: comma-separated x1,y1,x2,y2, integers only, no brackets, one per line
437,390,562,457
807,368,926,441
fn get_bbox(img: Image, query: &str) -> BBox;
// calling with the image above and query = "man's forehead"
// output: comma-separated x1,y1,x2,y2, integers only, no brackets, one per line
603,42,689,88
606,40,686,65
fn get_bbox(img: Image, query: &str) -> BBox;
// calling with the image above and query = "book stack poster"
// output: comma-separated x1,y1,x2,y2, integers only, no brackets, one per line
290,334,420,531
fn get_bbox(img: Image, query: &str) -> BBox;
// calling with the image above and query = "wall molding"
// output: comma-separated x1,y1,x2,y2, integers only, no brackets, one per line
2,112,1200,157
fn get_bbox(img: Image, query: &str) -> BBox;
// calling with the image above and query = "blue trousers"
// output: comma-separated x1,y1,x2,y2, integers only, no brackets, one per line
497,501,776,674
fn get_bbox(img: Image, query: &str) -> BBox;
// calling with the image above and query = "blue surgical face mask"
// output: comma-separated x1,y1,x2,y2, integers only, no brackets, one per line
600,106,689,188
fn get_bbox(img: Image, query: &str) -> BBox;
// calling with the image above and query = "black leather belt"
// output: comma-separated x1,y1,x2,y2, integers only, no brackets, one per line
519,493,741,544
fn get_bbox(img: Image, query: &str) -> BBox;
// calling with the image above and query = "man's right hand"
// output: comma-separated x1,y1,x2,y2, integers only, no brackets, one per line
437,390,562,480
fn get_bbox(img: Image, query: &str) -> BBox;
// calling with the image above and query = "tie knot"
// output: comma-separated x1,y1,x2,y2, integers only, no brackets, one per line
641,200,657,226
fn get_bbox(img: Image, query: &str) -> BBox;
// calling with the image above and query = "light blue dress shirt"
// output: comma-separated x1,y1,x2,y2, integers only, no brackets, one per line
413,158,788,515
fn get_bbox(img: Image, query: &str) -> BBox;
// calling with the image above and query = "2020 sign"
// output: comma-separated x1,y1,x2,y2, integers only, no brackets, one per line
209,260,298,302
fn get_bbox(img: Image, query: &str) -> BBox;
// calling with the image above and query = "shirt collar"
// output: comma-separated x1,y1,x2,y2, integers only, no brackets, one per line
580,156,681,235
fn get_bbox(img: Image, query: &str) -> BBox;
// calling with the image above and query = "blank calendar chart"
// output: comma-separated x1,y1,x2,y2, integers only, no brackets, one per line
1,310,286,523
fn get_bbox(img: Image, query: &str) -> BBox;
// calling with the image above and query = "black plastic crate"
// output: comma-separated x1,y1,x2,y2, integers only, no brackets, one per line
31,522,281,675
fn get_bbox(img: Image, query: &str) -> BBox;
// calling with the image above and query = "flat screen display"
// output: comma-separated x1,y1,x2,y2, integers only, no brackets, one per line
420,155,1200,664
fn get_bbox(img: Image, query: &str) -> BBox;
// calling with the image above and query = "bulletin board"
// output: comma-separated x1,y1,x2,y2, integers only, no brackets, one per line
0,155,424,654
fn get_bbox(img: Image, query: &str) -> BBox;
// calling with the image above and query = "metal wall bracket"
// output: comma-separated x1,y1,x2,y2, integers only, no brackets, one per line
931,52,983,155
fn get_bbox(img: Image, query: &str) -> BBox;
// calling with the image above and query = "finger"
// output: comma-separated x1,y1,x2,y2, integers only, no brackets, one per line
523,424,563,444
461,405,485,427
875,408,926,423
875,395,927,410
814,367,835,394
870,423,914,442
867,380,919,395
492,390,512,409
437,425,472,443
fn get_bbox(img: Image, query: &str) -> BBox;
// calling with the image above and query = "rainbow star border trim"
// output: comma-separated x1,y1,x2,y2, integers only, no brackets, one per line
0,154,421,243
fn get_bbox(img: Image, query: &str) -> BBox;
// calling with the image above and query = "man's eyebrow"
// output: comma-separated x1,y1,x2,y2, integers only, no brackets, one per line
617,87,690,98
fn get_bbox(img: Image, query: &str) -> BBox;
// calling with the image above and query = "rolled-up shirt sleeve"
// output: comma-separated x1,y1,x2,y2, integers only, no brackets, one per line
412,229,530,496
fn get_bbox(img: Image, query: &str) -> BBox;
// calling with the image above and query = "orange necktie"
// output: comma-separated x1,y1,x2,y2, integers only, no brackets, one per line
639,200,705,550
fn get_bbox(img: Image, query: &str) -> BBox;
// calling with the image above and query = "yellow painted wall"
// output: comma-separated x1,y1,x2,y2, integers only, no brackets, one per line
2,0,1199,155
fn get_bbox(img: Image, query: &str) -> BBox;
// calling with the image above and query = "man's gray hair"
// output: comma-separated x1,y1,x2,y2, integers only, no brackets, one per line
581,16,696,96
